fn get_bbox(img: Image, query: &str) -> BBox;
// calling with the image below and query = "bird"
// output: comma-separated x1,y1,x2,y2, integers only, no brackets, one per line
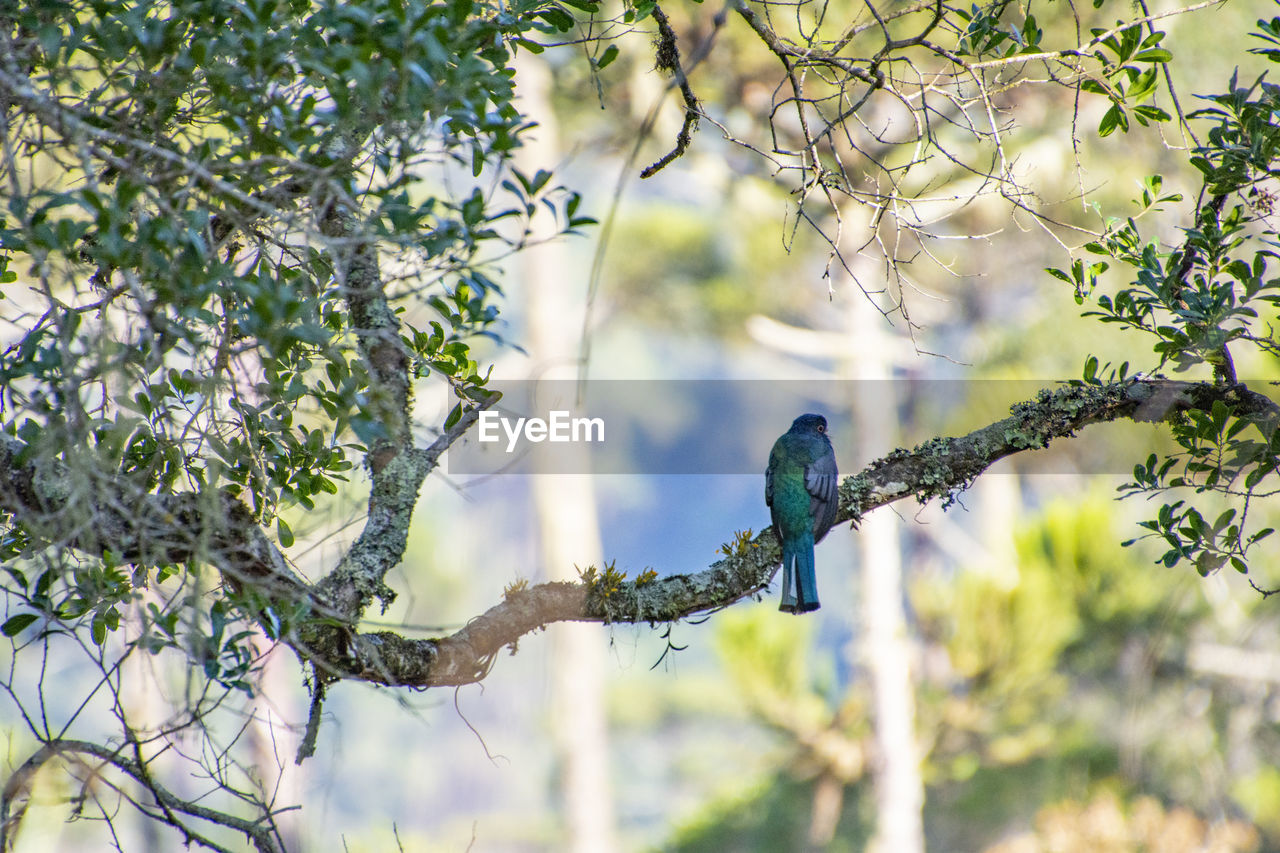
765,413,839,613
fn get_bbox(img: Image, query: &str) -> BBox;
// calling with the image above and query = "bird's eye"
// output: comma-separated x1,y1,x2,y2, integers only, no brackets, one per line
817,424,826,433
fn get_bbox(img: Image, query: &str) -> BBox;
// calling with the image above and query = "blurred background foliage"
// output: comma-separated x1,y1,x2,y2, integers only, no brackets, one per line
7,0,1280,848
538,2,1280,841
656,492,1277,851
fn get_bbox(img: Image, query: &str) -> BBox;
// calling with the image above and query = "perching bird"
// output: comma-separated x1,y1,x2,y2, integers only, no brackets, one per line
765,413,839,613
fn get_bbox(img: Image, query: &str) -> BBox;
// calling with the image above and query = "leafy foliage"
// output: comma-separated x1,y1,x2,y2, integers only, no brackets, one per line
0,0,600,846
1,0,1280,848
1046,17,1280,587
692,496,1274,849
1080,27,1173,137
0,0,594,659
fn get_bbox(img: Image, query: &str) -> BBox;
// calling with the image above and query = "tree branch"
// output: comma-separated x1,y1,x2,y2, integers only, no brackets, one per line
310,396,500,620
1,739,285,853
311,377,1280,688
952,0,1224,72
2,379,1275,691
640,5,705,179
313,195,416,619
0,435,308,601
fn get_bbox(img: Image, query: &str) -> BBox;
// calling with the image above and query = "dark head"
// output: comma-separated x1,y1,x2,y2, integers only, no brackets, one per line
789,413,829,436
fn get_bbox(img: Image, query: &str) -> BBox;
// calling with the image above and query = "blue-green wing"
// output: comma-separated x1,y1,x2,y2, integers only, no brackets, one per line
805,443,838,542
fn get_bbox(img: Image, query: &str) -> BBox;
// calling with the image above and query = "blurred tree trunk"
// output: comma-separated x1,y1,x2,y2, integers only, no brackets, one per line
124,599,171,852
977,474,1021,589
808,770,847,848
514,54,618,853
247,640,303,852
846,259,925,853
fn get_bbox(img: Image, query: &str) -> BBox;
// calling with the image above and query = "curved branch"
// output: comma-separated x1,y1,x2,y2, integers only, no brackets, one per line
313,191,415,618
0,408,491,682
3,379,1276,692
314,192,506,621
325,378,1280,688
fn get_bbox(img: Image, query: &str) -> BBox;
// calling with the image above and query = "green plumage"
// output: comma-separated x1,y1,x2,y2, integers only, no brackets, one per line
765,413,838,612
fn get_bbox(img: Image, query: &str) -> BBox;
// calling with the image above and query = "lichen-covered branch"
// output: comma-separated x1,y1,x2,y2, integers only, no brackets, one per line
309,377,1280,689
2,379,1275,692
313,197,416,619
311,397,499,620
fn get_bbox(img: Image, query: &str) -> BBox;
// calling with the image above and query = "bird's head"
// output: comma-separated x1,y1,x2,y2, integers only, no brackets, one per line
790,413,829,436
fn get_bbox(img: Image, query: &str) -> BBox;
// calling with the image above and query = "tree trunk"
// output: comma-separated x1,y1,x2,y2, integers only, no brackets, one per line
847,262,925,853
514,54,618,853
247,639,303,852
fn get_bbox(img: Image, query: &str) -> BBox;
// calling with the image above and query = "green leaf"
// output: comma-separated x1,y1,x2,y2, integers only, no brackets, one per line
1098,104,1128,137
1211,399,1230,435
1,613,38,637
1132,105,1171,125
1125,69,1159,102
444,402,463,430
536,6,574,31
277,518,294,548
595,44,620,70
1134,48,1172,63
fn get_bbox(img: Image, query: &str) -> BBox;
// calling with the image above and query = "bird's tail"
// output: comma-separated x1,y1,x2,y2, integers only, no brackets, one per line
779,529,820,613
